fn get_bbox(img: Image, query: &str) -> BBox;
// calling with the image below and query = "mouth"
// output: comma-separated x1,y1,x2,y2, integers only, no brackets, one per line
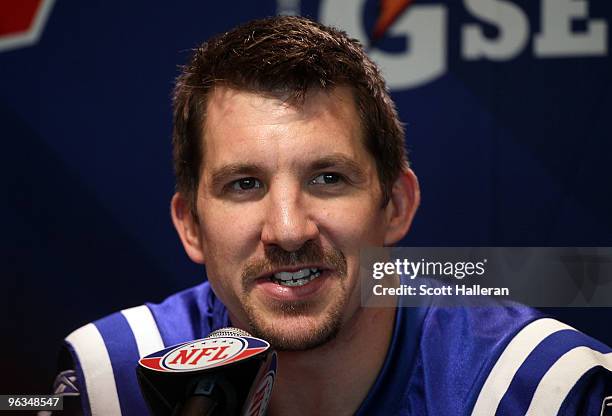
250,263,340,302
270,267,324,287
256,266,327,288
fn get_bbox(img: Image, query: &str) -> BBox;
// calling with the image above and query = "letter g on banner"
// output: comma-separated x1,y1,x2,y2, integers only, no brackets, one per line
319,0,448,90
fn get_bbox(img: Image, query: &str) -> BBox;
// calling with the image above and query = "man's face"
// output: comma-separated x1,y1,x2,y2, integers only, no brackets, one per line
189,86,394,350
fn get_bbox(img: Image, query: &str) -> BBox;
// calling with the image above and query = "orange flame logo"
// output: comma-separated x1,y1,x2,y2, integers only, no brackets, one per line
371,0,414,42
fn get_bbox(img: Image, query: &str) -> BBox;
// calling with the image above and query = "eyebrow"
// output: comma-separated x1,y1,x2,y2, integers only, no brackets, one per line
309,154,368,183
209,163,264,190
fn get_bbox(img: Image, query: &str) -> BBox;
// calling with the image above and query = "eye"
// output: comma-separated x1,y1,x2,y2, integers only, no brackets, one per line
310,173,342,185
230,177,262,191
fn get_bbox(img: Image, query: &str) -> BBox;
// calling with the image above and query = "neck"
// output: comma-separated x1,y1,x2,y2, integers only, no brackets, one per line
267,306,396,416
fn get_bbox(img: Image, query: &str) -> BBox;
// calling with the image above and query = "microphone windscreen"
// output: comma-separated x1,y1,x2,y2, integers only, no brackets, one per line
207,327,251,338
136,327,276,416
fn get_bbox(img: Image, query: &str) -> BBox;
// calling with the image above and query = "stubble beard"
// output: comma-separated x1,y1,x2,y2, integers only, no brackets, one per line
240,242,349,351
243,283,348,351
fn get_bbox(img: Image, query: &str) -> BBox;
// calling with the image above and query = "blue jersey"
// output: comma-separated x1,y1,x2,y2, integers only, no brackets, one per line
59,282,612,415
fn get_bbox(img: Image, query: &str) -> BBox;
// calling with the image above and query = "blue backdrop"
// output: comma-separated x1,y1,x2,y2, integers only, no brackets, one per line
1,0,611,395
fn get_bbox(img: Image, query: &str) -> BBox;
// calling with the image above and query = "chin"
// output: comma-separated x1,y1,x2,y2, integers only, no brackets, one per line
244,301,346,351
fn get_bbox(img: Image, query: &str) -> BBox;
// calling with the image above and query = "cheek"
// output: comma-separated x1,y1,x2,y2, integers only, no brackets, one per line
317,199,387,248
197,211,252,322
198,201,261,258
196,202,262,298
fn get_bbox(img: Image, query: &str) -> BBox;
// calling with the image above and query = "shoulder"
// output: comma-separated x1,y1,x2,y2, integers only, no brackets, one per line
415,304,612,415
60,282,228,416
470,314,612,416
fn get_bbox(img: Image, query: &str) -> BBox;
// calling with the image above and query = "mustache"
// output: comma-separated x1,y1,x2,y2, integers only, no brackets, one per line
242,241,347,283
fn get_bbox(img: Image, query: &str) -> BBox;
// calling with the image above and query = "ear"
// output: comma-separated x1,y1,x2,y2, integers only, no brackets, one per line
171,193,206,264
383,169,420,245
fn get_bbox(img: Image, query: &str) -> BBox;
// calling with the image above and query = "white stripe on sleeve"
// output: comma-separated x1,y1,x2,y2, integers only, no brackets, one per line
471,318,575,416
65,323,122,416
121,305,164,357
526,347,612,415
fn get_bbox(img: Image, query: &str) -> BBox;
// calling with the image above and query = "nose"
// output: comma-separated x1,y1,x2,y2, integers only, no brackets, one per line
260,183,319,252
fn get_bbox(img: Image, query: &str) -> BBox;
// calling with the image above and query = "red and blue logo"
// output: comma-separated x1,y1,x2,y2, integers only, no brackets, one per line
0,0,55,53
244,352,277,416
139,336,270,373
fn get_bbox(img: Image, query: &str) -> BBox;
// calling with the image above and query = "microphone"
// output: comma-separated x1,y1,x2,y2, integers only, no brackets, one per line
136,327,277,416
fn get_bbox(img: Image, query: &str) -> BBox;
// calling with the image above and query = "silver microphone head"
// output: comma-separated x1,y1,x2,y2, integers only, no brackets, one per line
207,327,252,338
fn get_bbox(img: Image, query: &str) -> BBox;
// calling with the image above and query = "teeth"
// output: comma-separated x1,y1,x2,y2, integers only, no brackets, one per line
271,268,322,286
280,277,313,287
275,271,295,281
295,269,310,279
274,268,318,281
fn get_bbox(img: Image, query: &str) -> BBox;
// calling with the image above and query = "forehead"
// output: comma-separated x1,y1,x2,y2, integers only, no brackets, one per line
201,86,368,170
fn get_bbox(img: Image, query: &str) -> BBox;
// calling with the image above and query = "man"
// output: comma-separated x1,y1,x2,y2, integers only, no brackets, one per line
53,16,612,415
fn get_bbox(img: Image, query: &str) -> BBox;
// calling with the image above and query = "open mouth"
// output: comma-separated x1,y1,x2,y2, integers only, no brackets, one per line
268,268,324,287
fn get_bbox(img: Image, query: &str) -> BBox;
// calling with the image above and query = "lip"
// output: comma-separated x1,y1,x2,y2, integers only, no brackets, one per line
253,268,333,302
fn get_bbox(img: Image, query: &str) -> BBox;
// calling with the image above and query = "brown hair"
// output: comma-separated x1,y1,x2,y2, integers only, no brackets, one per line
172,15,408,214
